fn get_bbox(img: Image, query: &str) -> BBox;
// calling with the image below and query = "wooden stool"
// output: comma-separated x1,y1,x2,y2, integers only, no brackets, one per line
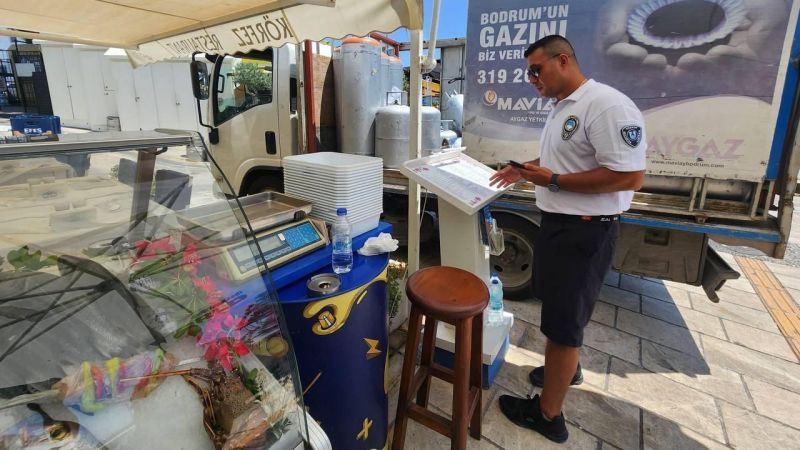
391,266,489,450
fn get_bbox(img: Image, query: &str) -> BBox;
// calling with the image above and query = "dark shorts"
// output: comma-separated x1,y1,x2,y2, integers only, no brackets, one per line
534,212,619,347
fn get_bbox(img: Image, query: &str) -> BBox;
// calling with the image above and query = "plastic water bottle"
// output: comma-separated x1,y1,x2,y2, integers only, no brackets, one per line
487,273,504,326
331,207,353,274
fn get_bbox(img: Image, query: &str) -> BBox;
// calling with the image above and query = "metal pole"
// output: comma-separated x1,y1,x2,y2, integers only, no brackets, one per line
0,51,7,112
11,38,27,113
698,178,709,211
129,150,157,243
421,0,442,73
303,40,318,153
370,32,401,57
407,30,423,275
688,177,700,212
762,180,776,219
749,180,763,219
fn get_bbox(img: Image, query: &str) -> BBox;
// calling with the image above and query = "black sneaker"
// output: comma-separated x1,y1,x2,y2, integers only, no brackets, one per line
498,393,569,443
528,364,584,388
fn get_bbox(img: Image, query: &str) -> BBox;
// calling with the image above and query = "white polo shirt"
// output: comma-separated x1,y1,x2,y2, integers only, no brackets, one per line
535,79,647,216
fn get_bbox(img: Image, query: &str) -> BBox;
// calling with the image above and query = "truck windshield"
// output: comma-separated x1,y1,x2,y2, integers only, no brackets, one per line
214,50,273,124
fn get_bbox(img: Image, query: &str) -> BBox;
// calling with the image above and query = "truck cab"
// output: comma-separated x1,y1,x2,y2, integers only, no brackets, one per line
204,46,298,196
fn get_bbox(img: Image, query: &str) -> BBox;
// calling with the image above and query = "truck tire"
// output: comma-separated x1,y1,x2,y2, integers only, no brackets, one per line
491,212,538,300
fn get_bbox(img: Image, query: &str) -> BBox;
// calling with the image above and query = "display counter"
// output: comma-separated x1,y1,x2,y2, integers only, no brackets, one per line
0,131,313,450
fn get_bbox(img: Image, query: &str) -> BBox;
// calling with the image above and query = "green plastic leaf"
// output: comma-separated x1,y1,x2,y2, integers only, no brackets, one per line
6,246,57,272
174,323,190,339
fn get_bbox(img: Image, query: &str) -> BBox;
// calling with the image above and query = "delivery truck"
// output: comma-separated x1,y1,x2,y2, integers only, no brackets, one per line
2,0,799,302
459,0,800,300
179,0,800,302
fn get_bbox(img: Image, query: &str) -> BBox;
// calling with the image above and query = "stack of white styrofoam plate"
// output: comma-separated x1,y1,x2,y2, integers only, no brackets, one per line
283,152,383,236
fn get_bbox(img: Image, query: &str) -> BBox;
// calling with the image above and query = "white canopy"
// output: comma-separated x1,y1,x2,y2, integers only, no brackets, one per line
0,0,421,65
0,0,431,275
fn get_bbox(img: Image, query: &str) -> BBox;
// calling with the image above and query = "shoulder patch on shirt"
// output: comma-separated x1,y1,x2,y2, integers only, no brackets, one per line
562,115,579,140
620,125,643,148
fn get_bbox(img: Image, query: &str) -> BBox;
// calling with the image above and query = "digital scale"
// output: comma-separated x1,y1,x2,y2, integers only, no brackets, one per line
177,191,329,282
222,218,327,280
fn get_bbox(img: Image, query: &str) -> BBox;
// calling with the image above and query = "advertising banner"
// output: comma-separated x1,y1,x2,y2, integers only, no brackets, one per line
463,0,800,181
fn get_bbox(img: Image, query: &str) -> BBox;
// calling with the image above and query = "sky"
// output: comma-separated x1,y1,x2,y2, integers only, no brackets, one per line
388,0,468,66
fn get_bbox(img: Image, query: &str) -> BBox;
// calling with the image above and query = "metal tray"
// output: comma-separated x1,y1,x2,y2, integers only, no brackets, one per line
177,192,312,244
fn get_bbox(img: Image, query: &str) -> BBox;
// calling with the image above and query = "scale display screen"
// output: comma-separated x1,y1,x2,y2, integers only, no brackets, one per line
229,220,323,274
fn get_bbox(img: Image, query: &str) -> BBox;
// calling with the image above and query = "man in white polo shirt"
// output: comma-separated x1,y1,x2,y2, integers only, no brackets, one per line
490,35,646,443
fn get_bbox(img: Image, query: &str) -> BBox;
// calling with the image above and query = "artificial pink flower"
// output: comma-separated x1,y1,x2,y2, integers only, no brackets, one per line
232,340,250,357
203,342,218,361
193,276,216,295
197,305,249,370
206,292,223,307
132,238,176,262
218,345,234,371
182,243,200,269
146,238,176,255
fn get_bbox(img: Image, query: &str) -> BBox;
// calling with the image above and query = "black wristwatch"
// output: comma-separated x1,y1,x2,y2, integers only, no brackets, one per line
548,173,560,192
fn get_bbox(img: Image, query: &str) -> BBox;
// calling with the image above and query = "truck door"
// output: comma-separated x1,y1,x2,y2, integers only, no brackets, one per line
210,49,280,194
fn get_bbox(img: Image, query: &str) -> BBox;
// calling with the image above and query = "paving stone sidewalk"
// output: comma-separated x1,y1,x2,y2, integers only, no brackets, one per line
387,252,800,449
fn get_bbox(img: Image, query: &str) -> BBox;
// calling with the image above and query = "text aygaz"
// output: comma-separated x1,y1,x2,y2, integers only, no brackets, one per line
647,136,745,161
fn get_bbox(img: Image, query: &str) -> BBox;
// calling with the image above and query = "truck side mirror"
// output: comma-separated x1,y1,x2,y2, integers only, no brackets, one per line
190,61,210,100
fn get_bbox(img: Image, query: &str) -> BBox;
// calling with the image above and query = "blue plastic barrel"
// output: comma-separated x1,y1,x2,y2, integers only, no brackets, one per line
278,253,390,450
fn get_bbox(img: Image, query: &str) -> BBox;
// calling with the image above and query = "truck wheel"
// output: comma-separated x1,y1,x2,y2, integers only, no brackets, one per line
491,213,537,300
242,172,283,195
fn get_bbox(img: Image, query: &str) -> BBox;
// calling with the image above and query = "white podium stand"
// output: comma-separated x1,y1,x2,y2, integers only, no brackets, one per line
401,149,514,385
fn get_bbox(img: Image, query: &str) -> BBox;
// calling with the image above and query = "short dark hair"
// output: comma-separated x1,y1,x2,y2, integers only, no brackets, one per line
524,35,575,59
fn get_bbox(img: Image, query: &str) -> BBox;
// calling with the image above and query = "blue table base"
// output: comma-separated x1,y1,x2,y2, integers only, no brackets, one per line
275,223,392,450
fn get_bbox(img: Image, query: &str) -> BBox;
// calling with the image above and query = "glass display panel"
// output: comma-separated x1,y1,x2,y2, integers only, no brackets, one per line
0,131,307,450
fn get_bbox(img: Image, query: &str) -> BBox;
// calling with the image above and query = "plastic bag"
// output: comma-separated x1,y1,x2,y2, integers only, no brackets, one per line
488,218,505,256
55,349,176,413
357,233,399,256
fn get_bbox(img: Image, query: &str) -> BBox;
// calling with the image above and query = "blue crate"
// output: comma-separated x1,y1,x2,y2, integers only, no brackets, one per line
10,115,61,135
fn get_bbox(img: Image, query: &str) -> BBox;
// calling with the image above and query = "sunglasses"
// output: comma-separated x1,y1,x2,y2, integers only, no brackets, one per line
526,54,568,78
